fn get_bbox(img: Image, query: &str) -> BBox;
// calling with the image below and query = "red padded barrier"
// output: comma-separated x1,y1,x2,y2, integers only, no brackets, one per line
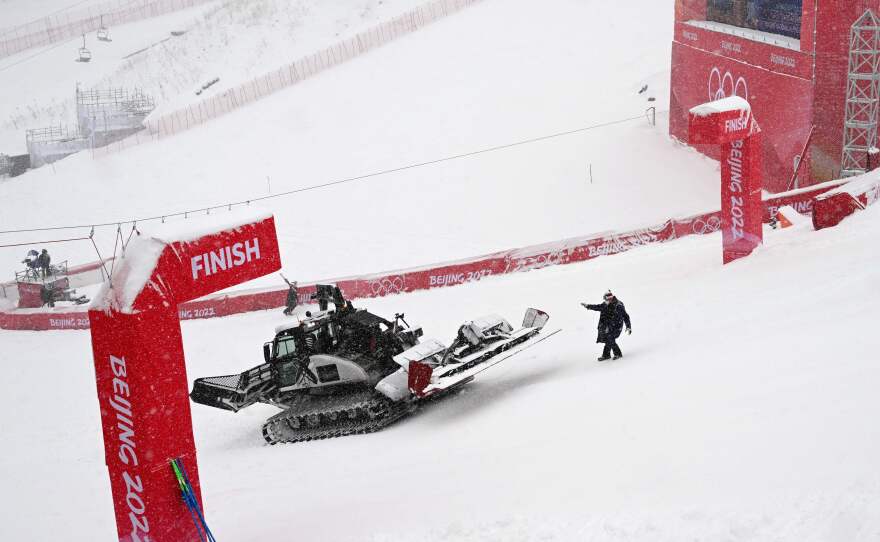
0,181,848,332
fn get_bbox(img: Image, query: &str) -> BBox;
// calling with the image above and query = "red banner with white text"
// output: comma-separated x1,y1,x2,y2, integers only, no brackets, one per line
88,215,281,542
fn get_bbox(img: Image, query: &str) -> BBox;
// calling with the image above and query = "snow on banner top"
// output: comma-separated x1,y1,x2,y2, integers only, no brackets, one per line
91,208,279,313
812,167,880,229
819,168,880,202
139,207,273,244
689,96,751,118
688,96,759,145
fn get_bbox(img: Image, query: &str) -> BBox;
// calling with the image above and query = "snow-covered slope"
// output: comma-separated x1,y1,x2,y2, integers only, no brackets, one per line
0,0,720,290
3,2,878,540
2,201,879,541
0,0,114,31
0,3,215,153
0,0,432,153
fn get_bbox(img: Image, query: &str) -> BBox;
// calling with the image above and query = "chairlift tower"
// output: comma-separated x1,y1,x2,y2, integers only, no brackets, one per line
841,10,880,177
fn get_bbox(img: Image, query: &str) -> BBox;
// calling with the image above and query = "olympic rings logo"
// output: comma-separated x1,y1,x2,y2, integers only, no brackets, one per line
368,276,404,297
534,251,564,267
692,216,722,234
629,229,660,245
506,250,566,273
709,67,748,102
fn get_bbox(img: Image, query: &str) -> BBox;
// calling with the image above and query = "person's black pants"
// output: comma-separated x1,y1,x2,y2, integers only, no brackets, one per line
602,338,622,358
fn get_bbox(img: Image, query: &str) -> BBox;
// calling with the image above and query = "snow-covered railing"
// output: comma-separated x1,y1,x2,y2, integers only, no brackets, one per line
684,20,800,51
0,0,215,60
91,0,485,158
813,169,880,229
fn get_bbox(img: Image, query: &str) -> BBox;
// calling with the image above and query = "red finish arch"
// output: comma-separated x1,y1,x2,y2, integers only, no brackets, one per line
689,96,763,263
88,211,281,542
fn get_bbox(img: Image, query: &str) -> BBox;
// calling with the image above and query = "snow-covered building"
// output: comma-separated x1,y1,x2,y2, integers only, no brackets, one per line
75,86,155,146
670,0,880,191
25,86,155,167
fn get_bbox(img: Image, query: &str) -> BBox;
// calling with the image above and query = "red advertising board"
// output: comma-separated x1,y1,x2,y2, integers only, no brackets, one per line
671,39,813,193
674,22,811,80
673,0,880,185
16,281,43,308
763,178,849,220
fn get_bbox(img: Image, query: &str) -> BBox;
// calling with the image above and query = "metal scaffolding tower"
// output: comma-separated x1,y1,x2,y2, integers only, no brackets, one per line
841,10,880,177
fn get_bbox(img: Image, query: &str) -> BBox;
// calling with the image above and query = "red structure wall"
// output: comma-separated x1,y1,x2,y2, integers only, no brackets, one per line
671,0,880,192
812,0,880,180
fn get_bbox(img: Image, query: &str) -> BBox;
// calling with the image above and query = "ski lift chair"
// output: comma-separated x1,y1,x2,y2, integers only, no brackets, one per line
76,35,92,62
97,16,111,42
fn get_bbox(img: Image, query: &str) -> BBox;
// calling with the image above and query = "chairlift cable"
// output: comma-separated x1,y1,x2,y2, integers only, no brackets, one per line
0,236,90,248
0,0,93,38
0,113,660,234
0,37,75,73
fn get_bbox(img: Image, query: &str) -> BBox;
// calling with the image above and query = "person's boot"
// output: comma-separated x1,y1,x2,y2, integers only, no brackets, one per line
612,353,623,360
597,355,612,362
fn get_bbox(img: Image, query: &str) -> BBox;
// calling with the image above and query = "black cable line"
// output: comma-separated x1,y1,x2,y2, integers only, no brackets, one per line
0,0,94,38
0,37,79,73
0,236,90,248
0,112,661,236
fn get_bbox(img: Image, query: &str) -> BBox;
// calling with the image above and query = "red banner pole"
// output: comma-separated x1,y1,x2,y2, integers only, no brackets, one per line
720,133,763,263
688,96,763,264
91,306,202,542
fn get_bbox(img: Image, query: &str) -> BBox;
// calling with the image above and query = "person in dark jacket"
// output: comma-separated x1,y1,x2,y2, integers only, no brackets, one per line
38,249,51,278
282,276,298,316
40,283,56,308
581,290,632,361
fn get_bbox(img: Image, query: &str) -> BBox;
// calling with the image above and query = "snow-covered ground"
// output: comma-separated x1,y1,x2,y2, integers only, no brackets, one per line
2,203,879,541
0,0,719,290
